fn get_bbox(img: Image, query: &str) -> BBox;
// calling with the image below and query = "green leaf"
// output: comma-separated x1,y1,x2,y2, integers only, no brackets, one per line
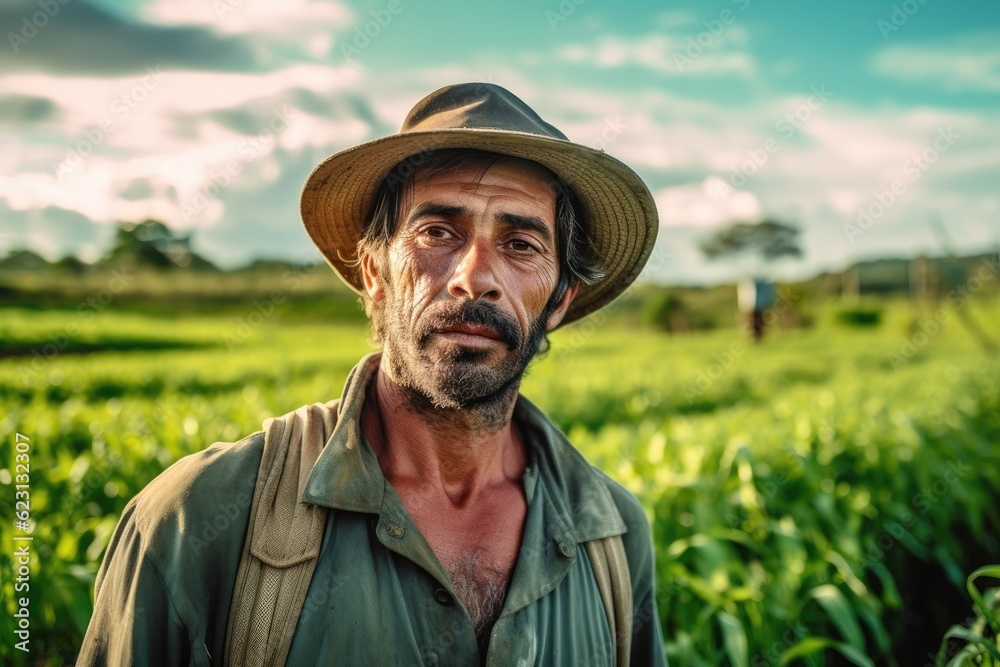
824,551,868,599
966,565,1000,633
830,642,877,667
809,585,865,651
869,561,902,609
717,611,749,667
780,637,835,664
943,625,1000,660
936,625,1000,665
856,603,891,654
704,527,764,552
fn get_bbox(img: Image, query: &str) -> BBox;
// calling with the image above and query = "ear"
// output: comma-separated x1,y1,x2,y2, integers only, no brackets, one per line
360,252,385,302
545,282,579,331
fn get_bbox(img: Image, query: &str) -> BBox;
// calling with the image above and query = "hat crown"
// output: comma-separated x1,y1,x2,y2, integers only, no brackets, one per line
401,83,570,141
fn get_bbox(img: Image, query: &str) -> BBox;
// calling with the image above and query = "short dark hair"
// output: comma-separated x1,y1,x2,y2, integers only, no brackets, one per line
355,148,604,311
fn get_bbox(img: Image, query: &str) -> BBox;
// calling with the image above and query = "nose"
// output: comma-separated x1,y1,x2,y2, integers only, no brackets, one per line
447,236,502,302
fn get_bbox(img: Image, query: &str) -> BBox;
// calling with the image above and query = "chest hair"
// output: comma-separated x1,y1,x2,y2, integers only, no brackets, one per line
444,548,509,645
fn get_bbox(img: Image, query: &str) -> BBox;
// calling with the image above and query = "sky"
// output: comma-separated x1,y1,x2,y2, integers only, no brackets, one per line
1,0,998,285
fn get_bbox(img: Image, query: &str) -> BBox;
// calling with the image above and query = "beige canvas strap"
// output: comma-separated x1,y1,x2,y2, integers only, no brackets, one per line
585,535,633,667
223,403,336,667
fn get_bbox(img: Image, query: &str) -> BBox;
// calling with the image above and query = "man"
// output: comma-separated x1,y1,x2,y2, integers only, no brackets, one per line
79,83,666,666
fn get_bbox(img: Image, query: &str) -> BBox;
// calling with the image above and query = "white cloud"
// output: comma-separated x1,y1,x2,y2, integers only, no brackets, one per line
800,116,924,171
655,177,762,228
25,216,63,260
0,63,369,232
871,33,1000,92
827,189,861,215
556,29,755,78
141,0,353,37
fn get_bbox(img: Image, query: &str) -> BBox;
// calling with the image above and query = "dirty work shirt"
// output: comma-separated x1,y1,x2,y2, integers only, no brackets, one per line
78,353,667,666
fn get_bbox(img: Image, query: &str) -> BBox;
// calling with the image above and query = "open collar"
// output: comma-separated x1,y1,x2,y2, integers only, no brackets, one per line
301,352,626,544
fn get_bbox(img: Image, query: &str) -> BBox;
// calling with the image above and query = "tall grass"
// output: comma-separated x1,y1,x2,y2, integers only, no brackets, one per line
1,298,998,664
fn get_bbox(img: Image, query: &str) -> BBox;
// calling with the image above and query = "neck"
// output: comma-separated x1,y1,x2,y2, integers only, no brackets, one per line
362,364,526,507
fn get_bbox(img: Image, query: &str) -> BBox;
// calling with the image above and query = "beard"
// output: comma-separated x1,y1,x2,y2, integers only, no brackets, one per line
371,281,557,417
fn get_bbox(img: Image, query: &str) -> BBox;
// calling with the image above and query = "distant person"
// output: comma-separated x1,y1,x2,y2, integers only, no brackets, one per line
738,277,775,341
79,83,667,665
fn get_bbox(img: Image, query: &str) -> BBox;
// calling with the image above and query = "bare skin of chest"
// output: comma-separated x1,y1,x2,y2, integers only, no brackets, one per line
395,478,528,636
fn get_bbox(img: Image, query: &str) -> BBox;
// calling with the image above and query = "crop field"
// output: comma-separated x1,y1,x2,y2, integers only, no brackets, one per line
1,296,999,666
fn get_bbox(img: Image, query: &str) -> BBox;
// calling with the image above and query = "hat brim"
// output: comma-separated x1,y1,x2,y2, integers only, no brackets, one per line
300,128,658,327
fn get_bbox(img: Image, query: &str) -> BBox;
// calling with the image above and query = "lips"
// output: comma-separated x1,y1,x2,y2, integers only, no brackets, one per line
419,300,521,349
436,322,503,341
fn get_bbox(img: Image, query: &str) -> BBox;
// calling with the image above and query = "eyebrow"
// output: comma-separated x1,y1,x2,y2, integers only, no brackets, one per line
408,203,466,222
407,202,554,246
498,212,554,246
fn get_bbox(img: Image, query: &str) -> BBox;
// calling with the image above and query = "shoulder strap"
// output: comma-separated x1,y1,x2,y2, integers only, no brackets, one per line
223,402,337,667
585,535,633,667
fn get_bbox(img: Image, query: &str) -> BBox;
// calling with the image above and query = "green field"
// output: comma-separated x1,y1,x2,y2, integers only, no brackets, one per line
2,293,999,665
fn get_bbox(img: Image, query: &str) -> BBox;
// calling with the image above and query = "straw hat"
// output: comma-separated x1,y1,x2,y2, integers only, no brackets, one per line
300,82,658,326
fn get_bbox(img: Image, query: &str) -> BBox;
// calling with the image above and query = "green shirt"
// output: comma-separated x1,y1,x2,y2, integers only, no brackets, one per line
79,353,667,666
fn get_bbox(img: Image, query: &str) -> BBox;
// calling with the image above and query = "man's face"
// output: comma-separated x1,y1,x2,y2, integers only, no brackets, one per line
361,157,578,410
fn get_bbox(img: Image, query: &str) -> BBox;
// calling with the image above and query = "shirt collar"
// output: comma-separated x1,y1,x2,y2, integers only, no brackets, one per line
301,352,626,543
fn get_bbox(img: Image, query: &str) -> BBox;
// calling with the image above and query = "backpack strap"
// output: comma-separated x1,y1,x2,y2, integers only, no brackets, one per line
223,402,337,667
585,535,633,667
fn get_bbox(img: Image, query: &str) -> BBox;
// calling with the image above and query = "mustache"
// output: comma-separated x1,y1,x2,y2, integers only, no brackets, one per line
418,300,522,348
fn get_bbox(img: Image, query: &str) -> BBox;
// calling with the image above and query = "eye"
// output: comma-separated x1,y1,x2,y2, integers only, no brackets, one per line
423,225,453,239
508,238,539,254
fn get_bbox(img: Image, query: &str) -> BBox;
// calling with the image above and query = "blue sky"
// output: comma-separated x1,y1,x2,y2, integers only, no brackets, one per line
1,0,998,284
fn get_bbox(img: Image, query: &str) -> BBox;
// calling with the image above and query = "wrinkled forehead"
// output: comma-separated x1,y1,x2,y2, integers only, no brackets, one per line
410,153,559,198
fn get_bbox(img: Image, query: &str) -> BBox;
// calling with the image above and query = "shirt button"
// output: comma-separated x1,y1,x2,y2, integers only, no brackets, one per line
434,588,452,605
558,541,574,558
386,522,404,538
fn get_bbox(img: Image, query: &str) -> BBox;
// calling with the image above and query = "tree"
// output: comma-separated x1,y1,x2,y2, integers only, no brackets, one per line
699,219,802,264
102,220,216,270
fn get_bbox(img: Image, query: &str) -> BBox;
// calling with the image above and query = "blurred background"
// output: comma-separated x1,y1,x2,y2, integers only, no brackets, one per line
1,0,999,665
